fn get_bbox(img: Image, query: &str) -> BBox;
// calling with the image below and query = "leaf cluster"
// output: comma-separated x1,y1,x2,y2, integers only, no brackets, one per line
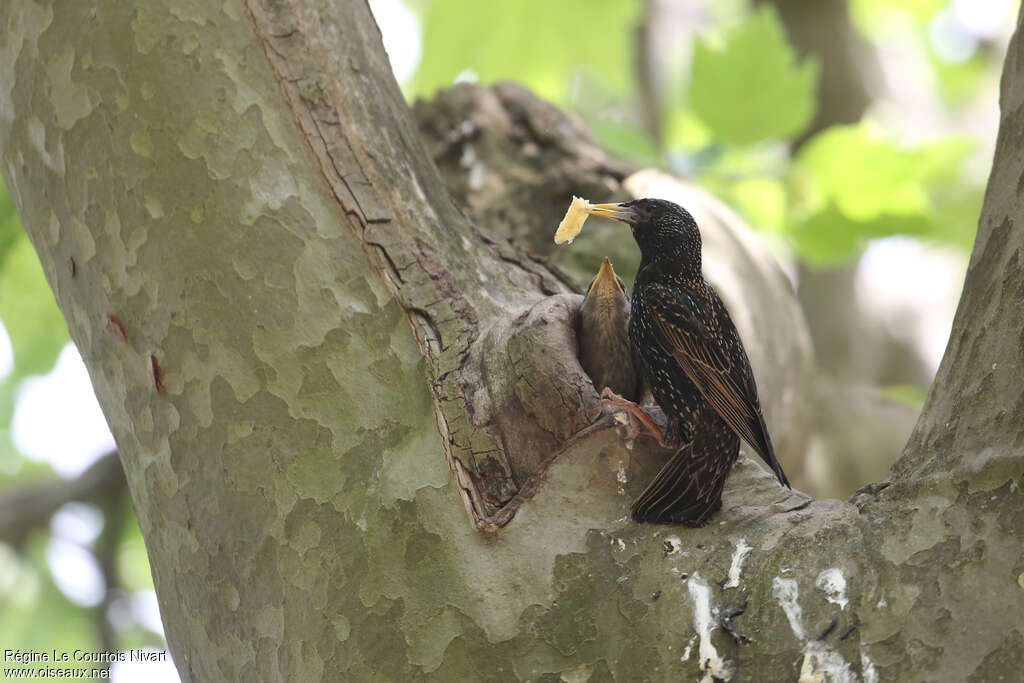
408,0,995,265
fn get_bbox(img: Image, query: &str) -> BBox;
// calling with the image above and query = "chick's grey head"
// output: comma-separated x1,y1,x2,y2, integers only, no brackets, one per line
583,256,629,308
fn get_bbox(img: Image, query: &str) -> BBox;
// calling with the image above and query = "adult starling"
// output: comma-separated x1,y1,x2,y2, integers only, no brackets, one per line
585,198,791,524
579,257,640,401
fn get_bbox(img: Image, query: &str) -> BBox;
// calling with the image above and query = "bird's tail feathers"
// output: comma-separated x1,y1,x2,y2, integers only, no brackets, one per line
750,414,790,489
631,435,737,525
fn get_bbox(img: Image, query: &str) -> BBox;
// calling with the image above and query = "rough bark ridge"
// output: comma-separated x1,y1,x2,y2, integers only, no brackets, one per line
899,26,1024,484
0,2,1021,682
235,0,587,523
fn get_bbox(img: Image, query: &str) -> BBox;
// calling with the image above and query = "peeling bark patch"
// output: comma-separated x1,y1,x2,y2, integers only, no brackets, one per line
150,354,164,392
26,116,64,174
106,314,128,343
45,47,92,129
70,216,97,261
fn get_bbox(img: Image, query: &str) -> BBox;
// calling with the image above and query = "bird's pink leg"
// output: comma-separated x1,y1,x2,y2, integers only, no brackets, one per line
601,387,666,447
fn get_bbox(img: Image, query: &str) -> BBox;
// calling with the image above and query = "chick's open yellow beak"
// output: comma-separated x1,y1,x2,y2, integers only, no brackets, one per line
586,203,638,224
587,257,626,297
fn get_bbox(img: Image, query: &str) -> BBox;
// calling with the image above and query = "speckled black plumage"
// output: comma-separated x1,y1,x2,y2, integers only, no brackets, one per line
579,257,640,401
631,403,738,525
591,198,790,524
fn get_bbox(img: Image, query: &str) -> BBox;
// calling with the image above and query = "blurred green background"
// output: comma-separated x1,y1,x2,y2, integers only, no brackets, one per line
0,0,1015,679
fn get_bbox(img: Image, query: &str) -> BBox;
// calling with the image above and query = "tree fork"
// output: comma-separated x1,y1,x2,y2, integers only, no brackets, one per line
1,2,1021,681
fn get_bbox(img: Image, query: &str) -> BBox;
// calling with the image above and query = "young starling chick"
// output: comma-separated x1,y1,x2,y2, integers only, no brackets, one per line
579,258,639,400
579,258,665,443
585,199,791,524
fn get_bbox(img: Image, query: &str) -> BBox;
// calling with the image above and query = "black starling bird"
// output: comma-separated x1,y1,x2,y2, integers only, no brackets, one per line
585,198,791,524
579,257,640,401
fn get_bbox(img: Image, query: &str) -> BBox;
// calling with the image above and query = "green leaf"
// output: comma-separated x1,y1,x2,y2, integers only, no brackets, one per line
663,107,712,151
789,198,955,266
1,179,68,383
881,383,927,409
585,118,660,166
688,5,819,146
0,212,70,472
118,515,156,593
731,177,786,233
799,126,929,219
0,536,97,664
411,0,641,105
933,187,984,250
788,202,870,266
931,52,991,108
0,236,69,380
787,123,982,263
850,0,947,30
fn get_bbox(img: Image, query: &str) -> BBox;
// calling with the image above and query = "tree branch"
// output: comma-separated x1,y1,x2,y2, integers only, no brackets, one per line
0,452,123,548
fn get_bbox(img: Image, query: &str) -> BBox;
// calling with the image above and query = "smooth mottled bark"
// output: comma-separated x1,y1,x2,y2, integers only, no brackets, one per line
1,2,1021,683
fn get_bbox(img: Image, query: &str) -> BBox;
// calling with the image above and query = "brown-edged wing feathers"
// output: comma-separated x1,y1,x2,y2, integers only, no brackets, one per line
643,282,790,488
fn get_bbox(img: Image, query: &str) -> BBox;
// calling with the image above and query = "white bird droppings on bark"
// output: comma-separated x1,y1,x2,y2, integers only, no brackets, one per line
688,573,734,682
815,568,849,610
722,538,752,590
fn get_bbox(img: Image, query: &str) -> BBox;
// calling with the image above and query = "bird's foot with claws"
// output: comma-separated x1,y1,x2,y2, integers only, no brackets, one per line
601,387,666,449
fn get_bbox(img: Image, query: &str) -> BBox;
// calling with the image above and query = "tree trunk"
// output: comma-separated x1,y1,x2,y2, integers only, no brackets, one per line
1,2,1021,682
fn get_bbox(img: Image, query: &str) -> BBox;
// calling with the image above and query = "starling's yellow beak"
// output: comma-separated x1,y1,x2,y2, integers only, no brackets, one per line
587,257,626,297
586,203,639,224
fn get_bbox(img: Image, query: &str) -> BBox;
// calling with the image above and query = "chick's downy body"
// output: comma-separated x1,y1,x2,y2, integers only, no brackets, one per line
585,198,790,525
579,257,639,400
